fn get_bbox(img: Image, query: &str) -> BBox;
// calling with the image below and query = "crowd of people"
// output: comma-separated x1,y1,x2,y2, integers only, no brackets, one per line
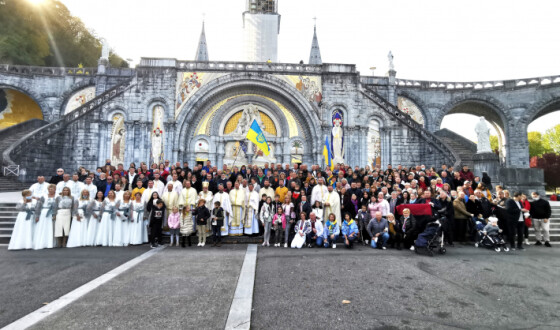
7,160,553,251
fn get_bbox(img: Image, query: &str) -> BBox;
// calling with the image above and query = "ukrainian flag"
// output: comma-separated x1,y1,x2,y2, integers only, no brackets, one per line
323,136,333,170
246,119,270,156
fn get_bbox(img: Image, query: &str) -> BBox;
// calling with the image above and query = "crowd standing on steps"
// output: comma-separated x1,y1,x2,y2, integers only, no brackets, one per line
8,160,554,251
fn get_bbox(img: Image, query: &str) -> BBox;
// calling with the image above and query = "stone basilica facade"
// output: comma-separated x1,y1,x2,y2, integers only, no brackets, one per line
1,0,559,193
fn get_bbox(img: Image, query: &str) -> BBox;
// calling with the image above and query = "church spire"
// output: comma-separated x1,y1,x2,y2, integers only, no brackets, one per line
195,21,209,61
308,20,322,65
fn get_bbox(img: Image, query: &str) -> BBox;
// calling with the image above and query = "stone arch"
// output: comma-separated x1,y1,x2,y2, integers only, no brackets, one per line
396,90,432,127
174,73,322,161
146,98,170,122
437,95,510,130
326,103,349,125
0,82,48,121
56,78,97,115
526,96,560,124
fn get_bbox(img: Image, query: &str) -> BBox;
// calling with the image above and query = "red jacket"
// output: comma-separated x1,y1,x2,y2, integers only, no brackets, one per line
459,170,475,182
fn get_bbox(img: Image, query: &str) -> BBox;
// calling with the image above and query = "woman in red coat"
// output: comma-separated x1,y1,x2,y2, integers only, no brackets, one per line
520,194,531,245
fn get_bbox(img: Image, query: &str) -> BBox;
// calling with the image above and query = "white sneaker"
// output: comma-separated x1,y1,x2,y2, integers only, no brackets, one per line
382,247,387,250
284,243,288,248
197,243,202,247
267,242,270,247
365,240,369,245
524,238,529,245
333,244,337,249
262,242,266,247
201,242,205,247
410,246,415,251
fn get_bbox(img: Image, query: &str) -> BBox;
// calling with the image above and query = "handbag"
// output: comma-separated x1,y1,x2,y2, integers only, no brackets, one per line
524,216,532,228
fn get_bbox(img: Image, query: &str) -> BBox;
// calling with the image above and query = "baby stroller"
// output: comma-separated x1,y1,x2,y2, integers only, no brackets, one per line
414,216,447,257
474,230,509,252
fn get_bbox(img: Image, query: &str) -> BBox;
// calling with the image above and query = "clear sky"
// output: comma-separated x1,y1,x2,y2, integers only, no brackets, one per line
58,0,560,139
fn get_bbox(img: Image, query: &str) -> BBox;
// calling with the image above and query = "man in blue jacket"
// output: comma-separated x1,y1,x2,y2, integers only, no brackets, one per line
367,211,390,249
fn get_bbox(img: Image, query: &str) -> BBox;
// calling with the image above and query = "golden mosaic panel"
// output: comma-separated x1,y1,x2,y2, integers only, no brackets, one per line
223,111,277,135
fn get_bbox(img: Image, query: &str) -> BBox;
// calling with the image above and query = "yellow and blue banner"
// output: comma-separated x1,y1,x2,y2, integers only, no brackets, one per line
246,119,270,156
323,136,333,170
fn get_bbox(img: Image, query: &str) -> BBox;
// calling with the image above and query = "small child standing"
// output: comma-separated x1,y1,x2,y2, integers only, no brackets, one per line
167,206,181,247
149,200,166,248
180,206,194,247
211,201,224,247
272,206,286,247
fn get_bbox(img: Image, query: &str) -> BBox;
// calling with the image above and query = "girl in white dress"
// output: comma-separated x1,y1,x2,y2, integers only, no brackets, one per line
113,191,132,246
85,191,104,246
67,190,92,248
53,187,77,248
33,184,56,250
8,190,37,250
130,192,146,245
95,190,119,246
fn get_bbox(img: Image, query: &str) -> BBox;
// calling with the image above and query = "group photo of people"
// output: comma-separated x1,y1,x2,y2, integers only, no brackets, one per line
7,160,553,252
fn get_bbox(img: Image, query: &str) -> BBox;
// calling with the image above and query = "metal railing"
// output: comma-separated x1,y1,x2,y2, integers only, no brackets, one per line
2,165,19,176
2,78,136,167
360,87,459,167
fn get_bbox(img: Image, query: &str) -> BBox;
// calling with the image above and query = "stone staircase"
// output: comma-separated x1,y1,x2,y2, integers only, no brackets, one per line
0,177,28,192
0,203,17,244
434,129,477,169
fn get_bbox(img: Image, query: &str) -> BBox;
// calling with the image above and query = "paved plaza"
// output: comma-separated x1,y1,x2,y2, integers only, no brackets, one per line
1,244,559,330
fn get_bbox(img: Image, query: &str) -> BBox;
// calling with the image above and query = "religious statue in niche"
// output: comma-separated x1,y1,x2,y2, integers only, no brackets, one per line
367,120,381,168
331,110,344,164
151,106,165,164
475,117,492,154
110,114,126,165
229,104,264,137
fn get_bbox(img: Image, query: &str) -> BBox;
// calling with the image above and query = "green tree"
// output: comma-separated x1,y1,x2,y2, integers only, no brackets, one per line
528,131,552,157
543,124,560,154
0,0,128,68
489,135,499,152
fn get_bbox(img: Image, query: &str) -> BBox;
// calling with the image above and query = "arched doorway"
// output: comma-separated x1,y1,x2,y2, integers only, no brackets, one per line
0,88,43,129
438,100,507,165
174,73,322,168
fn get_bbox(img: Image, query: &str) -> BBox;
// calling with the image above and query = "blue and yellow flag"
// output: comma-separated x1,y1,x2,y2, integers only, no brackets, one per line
323,136,333,171
246,120,270,156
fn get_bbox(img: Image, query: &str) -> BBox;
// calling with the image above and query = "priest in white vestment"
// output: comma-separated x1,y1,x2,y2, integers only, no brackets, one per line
212,184,232,236
229,182,246,236
311,178,329,206
179,180,198,231
244,183,260,235
29,176,49,200
323,185,342,223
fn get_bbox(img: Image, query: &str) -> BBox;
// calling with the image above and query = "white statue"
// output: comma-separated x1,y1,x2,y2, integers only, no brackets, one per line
229,104,264,137
101,39,110,59
331,116,344,164
474,117,492,154
388,51,394,71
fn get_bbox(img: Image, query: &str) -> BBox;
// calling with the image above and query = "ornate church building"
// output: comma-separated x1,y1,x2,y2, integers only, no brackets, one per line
1,0,559,193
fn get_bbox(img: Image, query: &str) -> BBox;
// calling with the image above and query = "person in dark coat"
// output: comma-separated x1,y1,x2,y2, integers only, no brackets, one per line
192,199,211,247
505,191,526,250
49,168,64,185
210,201,225,247
400,208,418,250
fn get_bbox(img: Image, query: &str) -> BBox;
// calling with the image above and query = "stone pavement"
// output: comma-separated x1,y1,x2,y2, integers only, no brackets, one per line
1,244,559,330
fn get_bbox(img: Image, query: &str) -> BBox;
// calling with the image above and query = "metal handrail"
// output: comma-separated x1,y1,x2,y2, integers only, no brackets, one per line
360,87,459,167
2,79,136,167
3,165,19,176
